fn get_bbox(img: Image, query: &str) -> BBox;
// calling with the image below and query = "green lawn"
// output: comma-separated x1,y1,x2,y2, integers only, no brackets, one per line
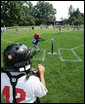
1,27,84,103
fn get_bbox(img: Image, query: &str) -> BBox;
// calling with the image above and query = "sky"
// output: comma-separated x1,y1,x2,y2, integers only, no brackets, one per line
31,1,84,21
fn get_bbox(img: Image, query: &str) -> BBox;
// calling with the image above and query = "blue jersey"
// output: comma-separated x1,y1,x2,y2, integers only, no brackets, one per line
32,37,40,45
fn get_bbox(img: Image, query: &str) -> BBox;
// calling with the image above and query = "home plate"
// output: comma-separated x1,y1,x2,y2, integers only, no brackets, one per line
48,52,57,55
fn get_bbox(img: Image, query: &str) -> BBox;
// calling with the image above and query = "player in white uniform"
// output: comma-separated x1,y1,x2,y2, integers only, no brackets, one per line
1,43,48,103
1,27,6,34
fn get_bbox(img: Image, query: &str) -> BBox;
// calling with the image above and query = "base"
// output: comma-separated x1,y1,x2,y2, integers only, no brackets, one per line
48,52,57,55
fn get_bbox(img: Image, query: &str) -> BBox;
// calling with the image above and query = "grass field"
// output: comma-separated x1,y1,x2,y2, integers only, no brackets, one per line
1,27,84,103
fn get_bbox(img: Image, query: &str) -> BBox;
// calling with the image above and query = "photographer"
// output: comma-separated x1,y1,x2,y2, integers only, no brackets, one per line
1,43,48,103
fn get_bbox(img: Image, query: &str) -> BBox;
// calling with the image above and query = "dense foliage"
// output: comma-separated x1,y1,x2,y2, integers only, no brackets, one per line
67,5,84,26
1,1,84,26
1,1,56,26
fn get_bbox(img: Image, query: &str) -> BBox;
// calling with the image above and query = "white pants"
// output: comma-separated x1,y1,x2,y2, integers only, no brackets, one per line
33,44,39,51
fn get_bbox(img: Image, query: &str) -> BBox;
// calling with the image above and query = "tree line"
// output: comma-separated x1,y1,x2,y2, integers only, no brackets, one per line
1,1,84,27
67,5,84,26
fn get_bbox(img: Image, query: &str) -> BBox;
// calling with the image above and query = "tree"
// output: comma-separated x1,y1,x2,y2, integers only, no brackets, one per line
22,2,35,26
68,5,84,26
23,1,35,25
1,1,25,26
68,5,75,17
1,1,57,26
34,1,56,25
25,1,34,15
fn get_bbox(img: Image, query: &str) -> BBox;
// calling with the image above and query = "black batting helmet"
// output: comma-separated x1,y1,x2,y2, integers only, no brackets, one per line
3,43,33,72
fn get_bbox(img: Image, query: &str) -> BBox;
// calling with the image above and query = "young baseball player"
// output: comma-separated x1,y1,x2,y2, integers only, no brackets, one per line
15,27,18,32
32,33,45,55
77,26,80,31
1,25,6,34
73,27,75,31
59,26,61,33
67,26,69,31
1,43,48,103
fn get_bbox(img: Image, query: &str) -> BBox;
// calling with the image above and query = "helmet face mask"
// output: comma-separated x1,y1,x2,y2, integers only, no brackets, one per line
3,43,32,72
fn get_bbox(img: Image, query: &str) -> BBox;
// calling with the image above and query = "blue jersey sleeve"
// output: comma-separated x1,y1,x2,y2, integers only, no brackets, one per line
37,39,40,41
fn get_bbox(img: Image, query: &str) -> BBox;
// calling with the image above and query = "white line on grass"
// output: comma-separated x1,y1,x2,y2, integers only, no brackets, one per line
72,44,84,50
58,44,84,62
33,49,46,61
